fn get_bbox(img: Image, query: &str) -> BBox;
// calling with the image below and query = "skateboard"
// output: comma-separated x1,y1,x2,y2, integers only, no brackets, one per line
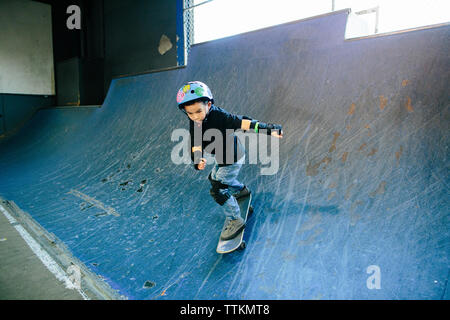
216,193,253,254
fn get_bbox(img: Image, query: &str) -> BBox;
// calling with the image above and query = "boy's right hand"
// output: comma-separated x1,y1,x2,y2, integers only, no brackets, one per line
197,158,207,170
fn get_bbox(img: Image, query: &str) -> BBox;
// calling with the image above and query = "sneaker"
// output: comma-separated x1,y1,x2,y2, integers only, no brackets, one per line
233,186,251,200
220,217,246,240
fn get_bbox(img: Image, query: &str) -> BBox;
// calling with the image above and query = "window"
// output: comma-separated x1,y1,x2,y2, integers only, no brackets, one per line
185,0,450,44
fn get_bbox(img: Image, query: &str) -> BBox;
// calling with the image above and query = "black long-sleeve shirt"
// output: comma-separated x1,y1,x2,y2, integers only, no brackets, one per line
190,105,251,167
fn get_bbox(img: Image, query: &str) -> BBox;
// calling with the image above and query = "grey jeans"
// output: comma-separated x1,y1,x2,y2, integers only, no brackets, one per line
209,156,245,220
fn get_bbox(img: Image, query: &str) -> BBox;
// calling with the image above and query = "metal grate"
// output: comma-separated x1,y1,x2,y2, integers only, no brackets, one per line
184,0,195,59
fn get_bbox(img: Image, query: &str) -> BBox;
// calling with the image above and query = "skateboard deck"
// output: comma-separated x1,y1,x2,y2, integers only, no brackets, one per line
216,193,252,254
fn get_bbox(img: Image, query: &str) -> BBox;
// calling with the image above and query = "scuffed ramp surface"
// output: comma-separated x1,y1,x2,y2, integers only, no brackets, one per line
0,11,449,299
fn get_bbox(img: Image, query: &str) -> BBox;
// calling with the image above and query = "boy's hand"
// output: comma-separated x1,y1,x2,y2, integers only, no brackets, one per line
197,158,207,170
271,130,284,139
270,124,283,139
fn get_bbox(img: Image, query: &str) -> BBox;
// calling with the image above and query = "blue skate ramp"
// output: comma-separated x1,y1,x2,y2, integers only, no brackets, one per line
0,10,449,299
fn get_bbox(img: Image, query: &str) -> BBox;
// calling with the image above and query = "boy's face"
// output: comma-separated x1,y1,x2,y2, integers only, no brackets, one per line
184,101,211,123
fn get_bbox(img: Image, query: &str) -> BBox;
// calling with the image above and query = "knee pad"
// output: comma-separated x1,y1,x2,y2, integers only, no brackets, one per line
209,188,231,206
208,172,231,206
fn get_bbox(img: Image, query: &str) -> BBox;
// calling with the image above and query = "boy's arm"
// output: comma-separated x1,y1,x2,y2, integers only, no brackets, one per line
191,145,204,170
217,108,283,136
241,118,283,136
190,122,204,170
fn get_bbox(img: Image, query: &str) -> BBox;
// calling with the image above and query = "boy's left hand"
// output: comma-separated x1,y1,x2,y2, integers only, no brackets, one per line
270,124,283,138
271,130,283,139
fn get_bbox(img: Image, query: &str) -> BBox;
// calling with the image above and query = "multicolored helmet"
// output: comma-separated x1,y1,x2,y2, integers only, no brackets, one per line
176,81,214,108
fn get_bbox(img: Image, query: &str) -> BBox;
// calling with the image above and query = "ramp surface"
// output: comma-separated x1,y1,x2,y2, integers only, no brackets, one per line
0,11,449,299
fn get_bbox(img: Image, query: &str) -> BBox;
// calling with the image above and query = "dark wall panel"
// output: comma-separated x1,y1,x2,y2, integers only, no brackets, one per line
104,0,178,84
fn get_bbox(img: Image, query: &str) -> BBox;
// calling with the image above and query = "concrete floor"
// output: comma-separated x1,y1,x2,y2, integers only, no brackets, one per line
0,211,84,300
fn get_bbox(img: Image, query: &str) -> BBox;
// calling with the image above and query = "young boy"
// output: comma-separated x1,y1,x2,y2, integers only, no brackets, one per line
176,81,283,241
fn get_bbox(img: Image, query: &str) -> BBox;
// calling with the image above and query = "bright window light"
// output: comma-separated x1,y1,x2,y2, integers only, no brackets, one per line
189,0,450,43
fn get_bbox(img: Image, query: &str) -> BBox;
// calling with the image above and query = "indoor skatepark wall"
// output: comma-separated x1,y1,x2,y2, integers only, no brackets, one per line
0,10,448,299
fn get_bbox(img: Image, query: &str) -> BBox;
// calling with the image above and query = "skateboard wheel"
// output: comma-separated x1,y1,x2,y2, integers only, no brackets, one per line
239,241,246,250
